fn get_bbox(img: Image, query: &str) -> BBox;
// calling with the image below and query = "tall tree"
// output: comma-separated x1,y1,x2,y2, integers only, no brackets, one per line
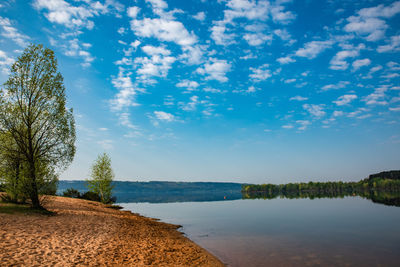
0,44,75,209
87,153,115,204
0,132,25,202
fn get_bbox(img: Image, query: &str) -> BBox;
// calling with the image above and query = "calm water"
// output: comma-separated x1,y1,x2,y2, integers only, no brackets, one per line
121,197,400,267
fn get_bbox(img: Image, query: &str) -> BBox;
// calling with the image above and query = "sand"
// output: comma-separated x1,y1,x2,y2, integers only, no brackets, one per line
0,196,225,266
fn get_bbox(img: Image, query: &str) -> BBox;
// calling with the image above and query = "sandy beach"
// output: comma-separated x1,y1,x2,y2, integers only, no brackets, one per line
0,196,225,266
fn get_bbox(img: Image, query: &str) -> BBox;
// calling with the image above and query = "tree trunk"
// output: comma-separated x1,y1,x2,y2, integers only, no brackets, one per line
12,160,20,203
29,160,41,209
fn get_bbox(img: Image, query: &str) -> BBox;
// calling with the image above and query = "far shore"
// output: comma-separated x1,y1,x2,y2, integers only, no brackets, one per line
0,196,225,266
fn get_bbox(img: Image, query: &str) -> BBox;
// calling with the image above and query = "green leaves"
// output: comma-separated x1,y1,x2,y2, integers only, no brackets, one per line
0,44,75,208
87,153,115,204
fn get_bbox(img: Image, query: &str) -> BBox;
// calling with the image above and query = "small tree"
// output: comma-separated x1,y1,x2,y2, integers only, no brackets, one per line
0,44,75,208
87,153,115,204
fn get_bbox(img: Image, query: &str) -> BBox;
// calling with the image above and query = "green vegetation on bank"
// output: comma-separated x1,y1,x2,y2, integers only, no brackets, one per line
87,153,115,204
242,170,400,207
61,153,116,204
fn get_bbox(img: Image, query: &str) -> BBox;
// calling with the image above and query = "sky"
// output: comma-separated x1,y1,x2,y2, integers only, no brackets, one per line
0,0,399,184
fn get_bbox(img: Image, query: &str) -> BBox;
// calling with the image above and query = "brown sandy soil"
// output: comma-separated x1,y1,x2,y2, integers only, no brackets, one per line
0,196,225,266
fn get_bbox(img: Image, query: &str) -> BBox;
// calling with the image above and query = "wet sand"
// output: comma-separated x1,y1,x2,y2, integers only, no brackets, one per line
0,196,225,266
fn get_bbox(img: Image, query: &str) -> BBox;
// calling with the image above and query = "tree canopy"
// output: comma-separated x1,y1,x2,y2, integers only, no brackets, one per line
87,152,115,204
0,44,75,208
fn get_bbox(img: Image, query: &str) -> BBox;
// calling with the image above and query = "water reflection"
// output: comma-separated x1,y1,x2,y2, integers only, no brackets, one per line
121,197,400,267
242,190,400,207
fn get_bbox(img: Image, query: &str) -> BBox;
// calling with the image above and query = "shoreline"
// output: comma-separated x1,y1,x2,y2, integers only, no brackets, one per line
0,196,225,266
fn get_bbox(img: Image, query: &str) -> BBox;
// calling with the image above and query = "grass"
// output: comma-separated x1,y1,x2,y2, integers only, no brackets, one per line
105,204,123,210
0,202,55,215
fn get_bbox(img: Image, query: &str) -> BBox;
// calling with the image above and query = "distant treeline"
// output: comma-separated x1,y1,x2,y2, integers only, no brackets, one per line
58,181,243,203
242,170,400,207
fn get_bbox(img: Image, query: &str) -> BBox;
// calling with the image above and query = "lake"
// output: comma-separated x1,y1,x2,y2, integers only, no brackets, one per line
120,197,400,267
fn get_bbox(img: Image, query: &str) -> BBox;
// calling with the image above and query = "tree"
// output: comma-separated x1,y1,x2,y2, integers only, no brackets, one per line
87,153,115,204
0,44,75,209
0,132,25,202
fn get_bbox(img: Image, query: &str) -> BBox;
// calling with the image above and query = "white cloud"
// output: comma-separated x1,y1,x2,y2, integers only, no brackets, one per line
284,78,296,84
352,58,371,71
329,50,359,70
210,0,294,46
333,111,344,117
321,81,350,91
33,0,111,30
344,17,387,41
249,63,271,82
0,17,29,47
176,80,200,92
343,2,400,41
131,18,197,46
290,96,308,101
224,0,270,22
141,45,171,56
323,81,351,92
273,29,296,45
110,69,139,111
117,27,126,35
347,107,368,118
295,40,333,59
127,6,140,18
277,56,295,64
357,2,400,18
203,87,225,94
303,104,326,117
243,32,272,46
130,2,204,66
193,11,205,21
180,95,199,111
179,45,205,65
377,35,400,53
389,106,400,111
270,4,296,24
178,95,215,116
274,29,296,45
121,40,141,58
119,112,138,129
247,86,257,93
154,111,175,122
301,71,309,77
387,61,400,71
196,58,231,82
333,94,358,106
134,46,176,80
62,38,95,67
282,124,294,129
296,120,311,131
382,73,400,79
210,23,236,46
369,65,382,73
0,50,14,74
362,85,388,105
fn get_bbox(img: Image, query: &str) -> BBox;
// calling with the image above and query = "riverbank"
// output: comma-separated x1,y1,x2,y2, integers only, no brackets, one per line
0,196,224,266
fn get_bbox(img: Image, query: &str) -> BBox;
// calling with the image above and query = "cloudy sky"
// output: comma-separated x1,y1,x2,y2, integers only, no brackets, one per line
0,0,399,183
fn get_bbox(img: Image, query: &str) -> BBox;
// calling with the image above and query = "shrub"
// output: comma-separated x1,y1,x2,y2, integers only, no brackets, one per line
62,188,81,198
81,191,101,202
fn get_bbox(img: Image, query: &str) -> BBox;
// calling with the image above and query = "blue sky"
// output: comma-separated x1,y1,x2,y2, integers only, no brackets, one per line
0,0,399,183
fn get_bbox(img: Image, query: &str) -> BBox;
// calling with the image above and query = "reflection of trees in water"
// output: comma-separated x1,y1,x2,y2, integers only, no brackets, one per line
242,186,400,207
